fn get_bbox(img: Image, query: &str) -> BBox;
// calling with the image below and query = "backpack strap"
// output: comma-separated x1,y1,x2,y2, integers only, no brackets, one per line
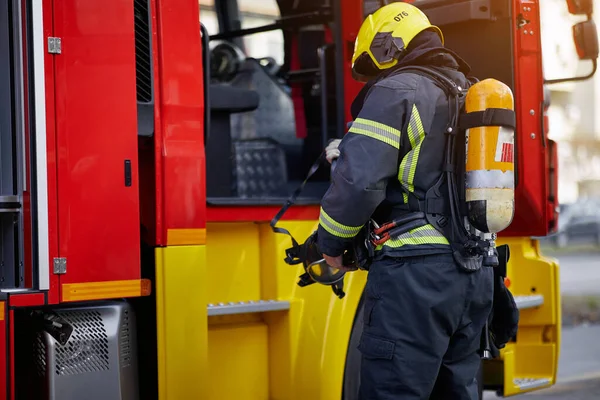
391,65,466,97
459,108,516,130
387,65,483,268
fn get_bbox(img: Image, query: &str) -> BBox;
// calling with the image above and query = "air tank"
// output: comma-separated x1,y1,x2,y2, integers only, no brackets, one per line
464,79,515,233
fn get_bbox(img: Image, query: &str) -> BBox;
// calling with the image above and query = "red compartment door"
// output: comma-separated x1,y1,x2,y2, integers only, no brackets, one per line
53,0,140,285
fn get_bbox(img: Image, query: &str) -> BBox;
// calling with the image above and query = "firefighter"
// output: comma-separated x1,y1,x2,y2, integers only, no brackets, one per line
317,3,494,399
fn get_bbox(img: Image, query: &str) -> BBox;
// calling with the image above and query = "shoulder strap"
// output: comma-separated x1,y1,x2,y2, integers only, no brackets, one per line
392,65,465,97
393,66,516,131
391,65,473,248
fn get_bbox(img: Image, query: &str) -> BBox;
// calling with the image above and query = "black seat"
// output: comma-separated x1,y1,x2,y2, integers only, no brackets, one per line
206,84,259,197
225,58,303,197
228,58,300,147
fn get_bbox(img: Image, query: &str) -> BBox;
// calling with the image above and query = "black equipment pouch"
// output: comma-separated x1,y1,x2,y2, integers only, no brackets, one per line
453,250,483,273
490,244,519,349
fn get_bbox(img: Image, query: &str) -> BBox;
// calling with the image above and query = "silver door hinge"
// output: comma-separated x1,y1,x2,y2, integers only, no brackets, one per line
48,37,62,54
53,257,66,274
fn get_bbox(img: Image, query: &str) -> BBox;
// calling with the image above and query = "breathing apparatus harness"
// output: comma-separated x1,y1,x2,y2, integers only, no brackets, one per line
369,65,518,359
370,65,517,273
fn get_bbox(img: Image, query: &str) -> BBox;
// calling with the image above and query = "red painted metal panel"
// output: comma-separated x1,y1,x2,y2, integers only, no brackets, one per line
207,206,320,223
342,0,549,237
43,0,60,303
53,0,141,284
140,1,161,246
0,302,6,400
8,310,13,400
150,0,164,246
341,0,364,125
8,293,45,308
155,0,206,246
503,0,546,237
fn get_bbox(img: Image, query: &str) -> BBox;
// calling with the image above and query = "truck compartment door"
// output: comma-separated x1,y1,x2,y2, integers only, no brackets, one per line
53,0,141,291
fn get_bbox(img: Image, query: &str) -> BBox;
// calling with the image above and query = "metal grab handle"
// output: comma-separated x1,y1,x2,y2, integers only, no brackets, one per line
318,44,334,151
200,23,211,146
0,195,21,212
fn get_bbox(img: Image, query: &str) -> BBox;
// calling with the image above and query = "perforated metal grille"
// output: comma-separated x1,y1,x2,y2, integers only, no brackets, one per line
120,309,131,368
34,333,47,377
134,0,152,103
55,310,109,376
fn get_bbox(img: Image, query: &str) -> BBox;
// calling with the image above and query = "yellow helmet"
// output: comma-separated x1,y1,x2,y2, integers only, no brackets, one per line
352,2,444,81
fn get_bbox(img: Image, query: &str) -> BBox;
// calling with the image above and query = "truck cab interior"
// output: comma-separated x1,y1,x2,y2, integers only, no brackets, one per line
199,0,519,207
201,0,343,205
197,0,597,238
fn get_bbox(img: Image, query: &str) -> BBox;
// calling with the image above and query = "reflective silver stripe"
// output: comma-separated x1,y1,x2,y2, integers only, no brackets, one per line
392,225,447,242
349,118,401,149
319,208,362,238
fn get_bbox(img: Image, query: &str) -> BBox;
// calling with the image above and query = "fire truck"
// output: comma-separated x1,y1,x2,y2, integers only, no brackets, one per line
0,0,597,398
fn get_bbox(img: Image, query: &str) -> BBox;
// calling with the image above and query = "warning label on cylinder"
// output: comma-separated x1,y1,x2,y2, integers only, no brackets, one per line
495,127,514,163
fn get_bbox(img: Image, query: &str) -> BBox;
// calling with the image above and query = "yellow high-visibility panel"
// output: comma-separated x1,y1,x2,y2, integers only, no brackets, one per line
495,237,560,396
208,322,270,400
156,245,207,400
206,222,262,303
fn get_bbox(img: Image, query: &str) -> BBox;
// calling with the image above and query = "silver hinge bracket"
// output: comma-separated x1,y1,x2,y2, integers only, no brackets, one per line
53,257,66,274
48,37,62,54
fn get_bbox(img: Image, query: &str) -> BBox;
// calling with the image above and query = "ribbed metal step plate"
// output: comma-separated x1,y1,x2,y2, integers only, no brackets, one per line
207,300,290,316
514,295,544,309
514,377,551,390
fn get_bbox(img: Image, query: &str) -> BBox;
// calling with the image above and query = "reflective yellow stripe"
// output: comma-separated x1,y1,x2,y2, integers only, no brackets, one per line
319,208,362,238
167,228,206,246
398,105,425,195
349,118,401,149
61,279,152,302
375,224,449,249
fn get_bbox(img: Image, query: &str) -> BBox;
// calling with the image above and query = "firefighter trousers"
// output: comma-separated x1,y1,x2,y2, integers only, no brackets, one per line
358,253,494,400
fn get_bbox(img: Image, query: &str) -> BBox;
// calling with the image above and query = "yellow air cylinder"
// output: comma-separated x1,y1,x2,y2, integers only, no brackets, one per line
464,78,515,233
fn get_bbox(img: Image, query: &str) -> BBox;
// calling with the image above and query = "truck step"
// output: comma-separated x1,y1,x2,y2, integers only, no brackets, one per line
514,294,544,309
514,377,551,391
207,300,290,316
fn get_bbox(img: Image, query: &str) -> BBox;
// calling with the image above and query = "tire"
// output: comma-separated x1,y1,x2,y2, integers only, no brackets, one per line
342,294,364,400
342,294,485,400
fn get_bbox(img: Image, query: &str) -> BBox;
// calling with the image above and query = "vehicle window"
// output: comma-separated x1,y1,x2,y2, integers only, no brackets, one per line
237,0,284,64
199,0,284,64
199,0,219,34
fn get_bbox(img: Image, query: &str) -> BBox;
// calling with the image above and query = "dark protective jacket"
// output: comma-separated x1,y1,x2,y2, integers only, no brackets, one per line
317,33,472,258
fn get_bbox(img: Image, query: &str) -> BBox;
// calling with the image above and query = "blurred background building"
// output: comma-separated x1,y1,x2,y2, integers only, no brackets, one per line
541,0,600,204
